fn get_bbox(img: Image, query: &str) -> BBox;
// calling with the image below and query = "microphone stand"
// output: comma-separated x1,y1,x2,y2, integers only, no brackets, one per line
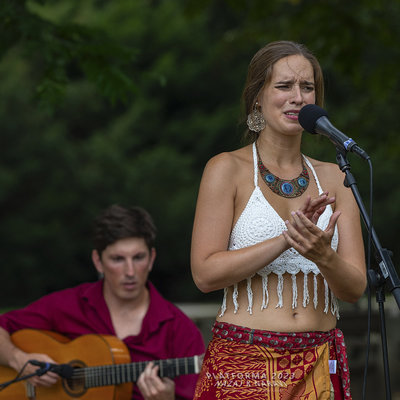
335,147,400,400
0,364,49,391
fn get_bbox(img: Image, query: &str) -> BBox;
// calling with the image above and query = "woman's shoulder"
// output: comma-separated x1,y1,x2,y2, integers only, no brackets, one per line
304,155,346,192
305,155,341,176
205,145,253,172
199,146,253,194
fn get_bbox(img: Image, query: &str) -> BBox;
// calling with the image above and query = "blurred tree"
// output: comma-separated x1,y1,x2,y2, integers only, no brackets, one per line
0,0,136,108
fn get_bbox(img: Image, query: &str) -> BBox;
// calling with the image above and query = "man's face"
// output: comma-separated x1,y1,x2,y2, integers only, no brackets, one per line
92,237,155,304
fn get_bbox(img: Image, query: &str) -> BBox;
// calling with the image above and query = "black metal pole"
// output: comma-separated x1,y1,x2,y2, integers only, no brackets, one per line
335,148,399,400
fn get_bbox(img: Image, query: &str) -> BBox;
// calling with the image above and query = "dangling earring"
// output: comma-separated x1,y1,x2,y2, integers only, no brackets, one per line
246,102,266,132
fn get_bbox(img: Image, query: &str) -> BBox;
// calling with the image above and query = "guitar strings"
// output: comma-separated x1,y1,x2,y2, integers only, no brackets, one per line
69,358,198,387
70,359,197,377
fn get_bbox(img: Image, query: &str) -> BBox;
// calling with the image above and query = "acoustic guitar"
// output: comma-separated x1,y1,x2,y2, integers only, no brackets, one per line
0,329,203,400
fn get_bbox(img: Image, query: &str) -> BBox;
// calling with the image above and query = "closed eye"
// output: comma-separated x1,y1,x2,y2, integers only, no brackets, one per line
301,84,315,92
275,81,314,92
133,253,147,261
110,255,125,262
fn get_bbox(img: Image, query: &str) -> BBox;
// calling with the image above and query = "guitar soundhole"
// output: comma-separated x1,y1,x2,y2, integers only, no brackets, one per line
62,360,87,398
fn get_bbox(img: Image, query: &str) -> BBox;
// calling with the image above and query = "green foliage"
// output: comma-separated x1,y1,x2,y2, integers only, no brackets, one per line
0,0,399,306
0,0,137,108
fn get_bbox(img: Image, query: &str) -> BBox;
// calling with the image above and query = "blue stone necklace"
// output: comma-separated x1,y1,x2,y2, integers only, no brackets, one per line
255,143,309,198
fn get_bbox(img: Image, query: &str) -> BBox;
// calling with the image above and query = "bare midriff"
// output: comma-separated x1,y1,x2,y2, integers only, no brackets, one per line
216,272,337,332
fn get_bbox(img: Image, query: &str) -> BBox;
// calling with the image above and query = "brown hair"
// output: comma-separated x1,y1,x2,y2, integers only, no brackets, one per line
242,40,324,142
93,204,157,254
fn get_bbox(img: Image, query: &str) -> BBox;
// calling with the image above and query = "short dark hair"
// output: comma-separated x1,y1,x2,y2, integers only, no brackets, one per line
93,204,157,254
242,40,324,143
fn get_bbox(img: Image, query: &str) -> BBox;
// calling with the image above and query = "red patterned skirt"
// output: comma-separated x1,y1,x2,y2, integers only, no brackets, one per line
194,321,351,400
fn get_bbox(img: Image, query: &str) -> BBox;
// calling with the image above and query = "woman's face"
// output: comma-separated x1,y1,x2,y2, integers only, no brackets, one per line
258,54,315,136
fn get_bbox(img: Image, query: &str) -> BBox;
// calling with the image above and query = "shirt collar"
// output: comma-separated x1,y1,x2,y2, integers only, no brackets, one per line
82,279,106,305
144,281,175,334
82,279,110,316
82,279,175,335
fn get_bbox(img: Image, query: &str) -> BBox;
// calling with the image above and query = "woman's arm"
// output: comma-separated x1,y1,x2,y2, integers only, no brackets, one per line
191,152,290,293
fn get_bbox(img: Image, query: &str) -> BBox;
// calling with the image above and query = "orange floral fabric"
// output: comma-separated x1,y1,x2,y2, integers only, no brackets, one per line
194,322,353,399
194,336,332,399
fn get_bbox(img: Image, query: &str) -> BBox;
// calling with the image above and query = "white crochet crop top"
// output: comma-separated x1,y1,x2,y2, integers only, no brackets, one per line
219,142,340,318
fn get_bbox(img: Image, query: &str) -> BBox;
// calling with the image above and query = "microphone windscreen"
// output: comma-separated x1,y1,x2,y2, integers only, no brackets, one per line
298,104,328,134
58,364,74,379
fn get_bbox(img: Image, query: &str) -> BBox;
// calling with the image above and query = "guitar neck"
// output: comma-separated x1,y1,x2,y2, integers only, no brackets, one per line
76,355,202,389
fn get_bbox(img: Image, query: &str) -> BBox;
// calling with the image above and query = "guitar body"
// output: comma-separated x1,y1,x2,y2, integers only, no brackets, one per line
0,329,132,400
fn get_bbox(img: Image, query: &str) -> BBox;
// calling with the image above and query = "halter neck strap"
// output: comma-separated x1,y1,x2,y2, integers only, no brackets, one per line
252,142,258,187
302,156,323,194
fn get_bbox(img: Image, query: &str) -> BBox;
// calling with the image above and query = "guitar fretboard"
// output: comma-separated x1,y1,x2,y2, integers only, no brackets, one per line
70,355,202,388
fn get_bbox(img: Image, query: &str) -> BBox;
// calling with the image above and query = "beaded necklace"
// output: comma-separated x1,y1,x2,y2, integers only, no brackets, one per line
255,143,309,198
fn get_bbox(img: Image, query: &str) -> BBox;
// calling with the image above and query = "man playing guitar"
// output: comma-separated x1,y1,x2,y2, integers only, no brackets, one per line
0,204,205,400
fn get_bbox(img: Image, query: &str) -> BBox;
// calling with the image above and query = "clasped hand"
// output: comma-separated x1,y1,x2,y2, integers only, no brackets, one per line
282,192,341,264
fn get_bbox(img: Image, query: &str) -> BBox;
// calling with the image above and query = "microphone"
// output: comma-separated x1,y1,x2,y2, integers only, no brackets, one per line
298,104,370,160
29,360,74,379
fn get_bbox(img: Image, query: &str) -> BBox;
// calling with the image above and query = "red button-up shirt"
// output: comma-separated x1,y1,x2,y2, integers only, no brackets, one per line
0,280,205,399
